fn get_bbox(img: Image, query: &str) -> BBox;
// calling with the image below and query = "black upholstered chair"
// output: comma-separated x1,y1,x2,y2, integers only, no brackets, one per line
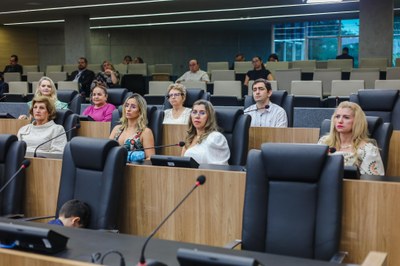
320,116,393,172
163,89,210,110
244,90,294,127
54,109,80,141
57,90,82,114
110,106,164,150
0,134,27,216
107,88,128,107
215,108,251,165
238,143,343,261
350,89,400,130
56,137,127,230
210,95,240,106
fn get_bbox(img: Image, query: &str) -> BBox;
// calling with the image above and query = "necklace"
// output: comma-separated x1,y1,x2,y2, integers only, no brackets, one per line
340,144,352,149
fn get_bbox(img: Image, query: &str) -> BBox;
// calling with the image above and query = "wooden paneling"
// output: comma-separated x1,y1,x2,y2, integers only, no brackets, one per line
0,248,94,266
0,27,39,66
0,118,28,134
387,131,400,176
77,121,110,139
24,158,400,265
361,251,387,266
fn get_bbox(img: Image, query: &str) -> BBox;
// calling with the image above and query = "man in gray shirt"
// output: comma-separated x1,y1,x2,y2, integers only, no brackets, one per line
176,59,210,83
244,78,287,127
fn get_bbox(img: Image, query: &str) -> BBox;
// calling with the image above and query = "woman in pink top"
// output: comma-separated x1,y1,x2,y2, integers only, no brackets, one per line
82,81,116,122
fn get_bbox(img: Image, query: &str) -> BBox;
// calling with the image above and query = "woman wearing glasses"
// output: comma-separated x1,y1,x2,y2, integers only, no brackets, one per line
163,83,191,124
109,93,155,160
181,99,230,165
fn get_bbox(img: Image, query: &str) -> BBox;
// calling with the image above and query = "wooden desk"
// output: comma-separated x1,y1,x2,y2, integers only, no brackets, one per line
25,158,400,265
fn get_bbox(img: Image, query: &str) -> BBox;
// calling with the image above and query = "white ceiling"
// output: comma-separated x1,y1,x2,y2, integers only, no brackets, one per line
0,0,394,30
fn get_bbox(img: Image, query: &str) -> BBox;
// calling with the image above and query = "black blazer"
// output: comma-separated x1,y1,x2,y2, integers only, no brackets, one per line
68,69,95,96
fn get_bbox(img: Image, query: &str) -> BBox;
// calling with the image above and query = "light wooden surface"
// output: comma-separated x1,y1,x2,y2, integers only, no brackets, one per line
77,121,110,139
0,118,28,134
361,251,387,266
0,248,94,266
387,131,400,176
24,158,400,265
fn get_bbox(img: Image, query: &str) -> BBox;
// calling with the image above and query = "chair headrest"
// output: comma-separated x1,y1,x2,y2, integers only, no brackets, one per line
54,109,73,125
70,137,119,170
216,109,243,133
107,88,128,106
0,134,18,162
358,90,399,111
185,89,204,107
261,143,328,182
270,90,288,106
366,116,383,135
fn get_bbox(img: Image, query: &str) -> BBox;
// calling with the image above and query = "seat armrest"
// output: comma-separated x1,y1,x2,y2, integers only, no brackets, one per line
224,239,242,249
330,251,348,263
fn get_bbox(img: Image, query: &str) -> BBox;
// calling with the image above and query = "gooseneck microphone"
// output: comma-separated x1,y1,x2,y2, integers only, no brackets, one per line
137,141,185,151
33,124,81,157
0,159,30,194
243,104,270,114
138,175,206,266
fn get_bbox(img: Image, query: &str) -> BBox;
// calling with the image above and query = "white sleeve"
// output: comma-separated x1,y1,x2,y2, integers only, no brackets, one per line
359,143,385,176
205,132,230,165
275,108,288,127
50,125,68,153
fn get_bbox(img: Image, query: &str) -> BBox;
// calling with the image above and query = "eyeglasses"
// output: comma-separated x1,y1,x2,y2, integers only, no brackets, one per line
166,93,183,98
191,110,207,116
252,86,267,92
125,103,137,109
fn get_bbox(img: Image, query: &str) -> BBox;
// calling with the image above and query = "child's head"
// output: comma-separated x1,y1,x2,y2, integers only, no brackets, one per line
58,199,91,228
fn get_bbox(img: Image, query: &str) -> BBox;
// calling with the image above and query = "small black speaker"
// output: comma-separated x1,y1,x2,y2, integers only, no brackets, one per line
0,222,68,254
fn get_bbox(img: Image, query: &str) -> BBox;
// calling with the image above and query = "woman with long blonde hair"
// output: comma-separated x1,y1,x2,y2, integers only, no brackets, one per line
318,101,384,175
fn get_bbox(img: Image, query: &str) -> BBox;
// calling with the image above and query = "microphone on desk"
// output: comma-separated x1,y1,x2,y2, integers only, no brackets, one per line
33,124,81,157
138,175,206,266
0,159,30,194
243,104,270,113
136,141,185,151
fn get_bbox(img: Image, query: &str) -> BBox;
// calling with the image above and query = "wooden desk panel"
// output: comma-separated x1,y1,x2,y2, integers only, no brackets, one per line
387,131,400,176
24,158,400,265
0,118,28,134
77,121,110,139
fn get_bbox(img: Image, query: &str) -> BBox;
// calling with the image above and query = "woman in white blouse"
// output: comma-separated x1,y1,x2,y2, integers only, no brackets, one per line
318,101,384,176
181,99,230,165
17,96,67,155
163,83,191,124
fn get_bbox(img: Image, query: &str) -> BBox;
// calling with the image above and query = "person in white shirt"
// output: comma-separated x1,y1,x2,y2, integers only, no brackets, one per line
176,59,210,83
163,83,191,124
181,100,230,165
244,78,287,127
17,96,67,155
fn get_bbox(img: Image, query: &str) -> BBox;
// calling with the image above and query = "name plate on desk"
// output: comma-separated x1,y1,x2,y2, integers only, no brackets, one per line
151,155,199,168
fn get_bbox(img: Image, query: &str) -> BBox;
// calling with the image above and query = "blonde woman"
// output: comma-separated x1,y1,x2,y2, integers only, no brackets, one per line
318,101,384,176
163,83,191,124
109,93,155,160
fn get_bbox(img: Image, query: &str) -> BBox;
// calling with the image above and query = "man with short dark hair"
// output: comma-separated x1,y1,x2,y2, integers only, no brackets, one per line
2,54,23,75
336,47,354,66
48,199,91,228
68,57,95,97
244,78,287,127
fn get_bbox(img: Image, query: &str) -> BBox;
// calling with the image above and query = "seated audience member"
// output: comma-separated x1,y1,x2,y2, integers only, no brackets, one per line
17,96,67,154
133,57,144,64
244,56,273,87
48,199,91,228
181,100,230,165
82,81,116,122
2,54,23,75
92,60,120,88
268,53,279,62
123,55,133,64
163,83,191,124
244,78,287,127
109,93,155,160
230,53,245,69
176,59,210,83
336,47,354,66
19,76,68,120
318,101,384,176
68,57,95,97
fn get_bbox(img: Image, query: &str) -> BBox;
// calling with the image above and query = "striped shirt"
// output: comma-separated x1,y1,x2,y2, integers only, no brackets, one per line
244,102,288,127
